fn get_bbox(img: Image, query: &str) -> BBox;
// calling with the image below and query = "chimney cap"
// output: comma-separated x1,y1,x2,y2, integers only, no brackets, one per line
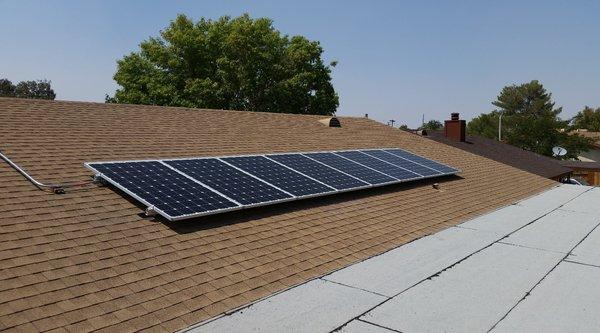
450,113,460,120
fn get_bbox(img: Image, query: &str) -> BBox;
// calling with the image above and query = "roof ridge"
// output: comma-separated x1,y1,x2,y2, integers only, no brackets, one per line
0,97,371,120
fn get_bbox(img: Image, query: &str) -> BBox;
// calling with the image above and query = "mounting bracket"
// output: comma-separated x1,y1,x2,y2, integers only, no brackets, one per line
92,174,107,186
51,187,65,194
145,206,157,217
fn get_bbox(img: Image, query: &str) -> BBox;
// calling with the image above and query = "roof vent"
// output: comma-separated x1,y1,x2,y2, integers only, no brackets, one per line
319,117,341,127
329,117,341,127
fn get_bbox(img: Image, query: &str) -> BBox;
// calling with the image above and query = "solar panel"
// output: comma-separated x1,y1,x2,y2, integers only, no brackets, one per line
85,148,459,221
360,149,441,177
267,154,368,190
87,161,238,219
222,156,335,196
384,148,458,174
164,158,292,205
334,151,421,181
303,152,396,185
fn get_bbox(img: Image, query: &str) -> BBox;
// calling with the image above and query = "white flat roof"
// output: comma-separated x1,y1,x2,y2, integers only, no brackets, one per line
183,184,600,333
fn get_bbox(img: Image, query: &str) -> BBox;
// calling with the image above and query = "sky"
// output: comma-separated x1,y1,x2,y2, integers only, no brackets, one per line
2,0,599,127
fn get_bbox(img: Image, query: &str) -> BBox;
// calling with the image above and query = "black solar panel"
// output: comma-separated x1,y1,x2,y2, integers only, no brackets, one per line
303,152,395,185
87,161,238,218
164,159,292,205
223,156,335,196
267,154,368,190
86,148,459,221
334,151,421,181
384,149,458,174
361,149,441,177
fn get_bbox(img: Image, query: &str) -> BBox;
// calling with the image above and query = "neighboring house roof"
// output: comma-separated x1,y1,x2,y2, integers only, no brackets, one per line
559,160,600,171
572,130,600,148
0,97,554,332
425,131,572,180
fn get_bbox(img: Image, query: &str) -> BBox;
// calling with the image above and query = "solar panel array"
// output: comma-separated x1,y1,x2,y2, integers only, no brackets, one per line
86,148,459,221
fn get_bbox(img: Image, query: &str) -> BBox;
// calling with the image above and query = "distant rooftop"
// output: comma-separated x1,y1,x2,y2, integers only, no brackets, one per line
425,129,572,181
559,160,600,170
572,129,600,148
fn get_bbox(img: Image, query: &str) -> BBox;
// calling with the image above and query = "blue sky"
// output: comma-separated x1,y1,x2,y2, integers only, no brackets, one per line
2,1,599,127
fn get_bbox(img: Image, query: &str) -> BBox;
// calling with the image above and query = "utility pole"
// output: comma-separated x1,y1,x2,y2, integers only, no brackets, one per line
422,114,425,128
389,119,396,127
498,113,503,141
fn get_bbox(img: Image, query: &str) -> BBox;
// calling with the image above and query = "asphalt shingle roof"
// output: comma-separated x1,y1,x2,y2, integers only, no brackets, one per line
425,130,572,180
0,97,555,332
559,160,600,170
572,130,600,148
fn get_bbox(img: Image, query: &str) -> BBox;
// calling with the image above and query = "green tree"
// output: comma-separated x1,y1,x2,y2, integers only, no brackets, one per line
0,79,16,97
0,79,55,100
468,80,591,158
420,120,443,131
467,111,500,139
572,106,600,131
107,14,339,115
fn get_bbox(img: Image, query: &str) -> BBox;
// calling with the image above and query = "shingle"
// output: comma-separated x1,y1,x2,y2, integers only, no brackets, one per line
0,97,555,332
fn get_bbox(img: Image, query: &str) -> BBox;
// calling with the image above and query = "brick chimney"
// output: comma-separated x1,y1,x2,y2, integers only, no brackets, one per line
444,113,466,142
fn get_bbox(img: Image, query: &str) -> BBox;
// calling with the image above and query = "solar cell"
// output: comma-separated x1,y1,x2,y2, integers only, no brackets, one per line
360,149,441,177
303,152,395,185
87,161,238,218
86,148,459,221
334,151,421,181
223,156,335,196
267,154,368,190
384,149,458,174
164,158,292,205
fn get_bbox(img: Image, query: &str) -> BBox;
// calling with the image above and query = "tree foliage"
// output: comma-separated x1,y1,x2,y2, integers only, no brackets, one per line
467,111,500,139
572,106,600,131
107,14,339,115
468,80,592,159
0,79,16,97
0,78,56,100
420,120,443,131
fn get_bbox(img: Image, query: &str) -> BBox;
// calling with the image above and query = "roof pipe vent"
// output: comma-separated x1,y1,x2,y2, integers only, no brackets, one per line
319,117,341,127
329,117,341,127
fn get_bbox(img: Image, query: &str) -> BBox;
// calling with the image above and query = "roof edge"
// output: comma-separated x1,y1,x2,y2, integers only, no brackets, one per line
0,97,371,120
